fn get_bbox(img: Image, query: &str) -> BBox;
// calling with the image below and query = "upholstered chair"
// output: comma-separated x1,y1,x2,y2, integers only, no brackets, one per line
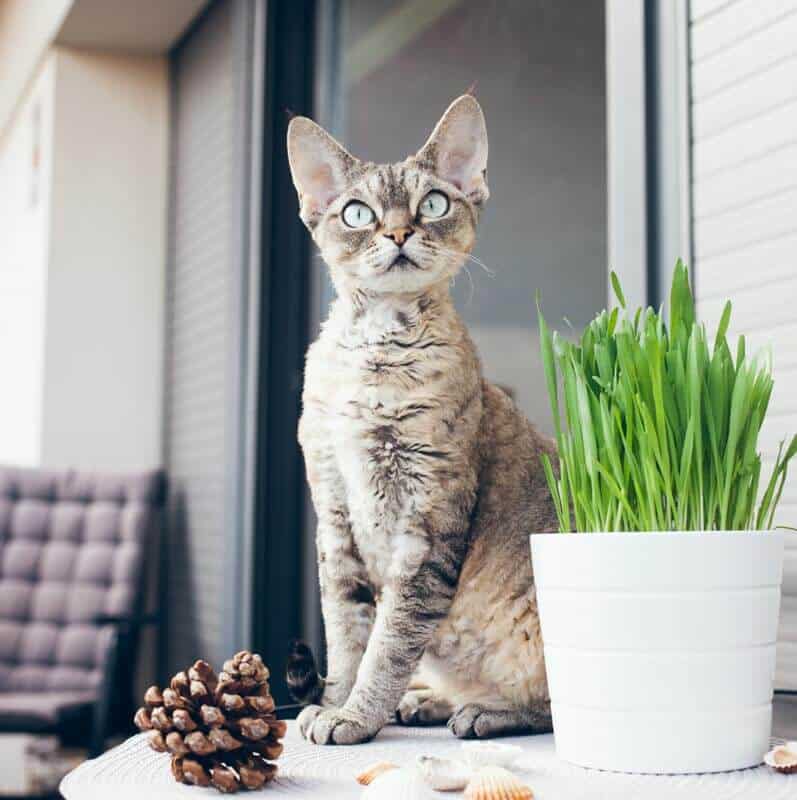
0,467,165,757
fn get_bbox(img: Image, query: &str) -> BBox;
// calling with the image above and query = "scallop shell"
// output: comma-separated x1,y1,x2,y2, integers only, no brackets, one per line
416,754,473,791
461,741,524,769
464,766,534,800
764,742,797,774
361,767,436,799
356,761,399,786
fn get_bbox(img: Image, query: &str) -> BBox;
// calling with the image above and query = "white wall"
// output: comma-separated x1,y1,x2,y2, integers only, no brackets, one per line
40,48,169,471
0,45,169,471
689,0,797,687
0,56,55,465
0,0,74,137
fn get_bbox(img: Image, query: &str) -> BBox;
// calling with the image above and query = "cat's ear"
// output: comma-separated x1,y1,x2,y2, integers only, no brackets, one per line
287,117,359,226
416,95,489,205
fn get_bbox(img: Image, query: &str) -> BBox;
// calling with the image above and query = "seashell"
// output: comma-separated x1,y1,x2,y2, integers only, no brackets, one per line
356,761,399,786
461,741,524,769
764,742,797,774
464,766,534,800
416,754,473,791
361,767,436,799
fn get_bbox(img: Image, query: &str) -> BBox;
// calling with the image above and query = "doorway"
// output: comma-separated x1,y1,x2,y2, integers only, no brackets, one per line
297,0,608,662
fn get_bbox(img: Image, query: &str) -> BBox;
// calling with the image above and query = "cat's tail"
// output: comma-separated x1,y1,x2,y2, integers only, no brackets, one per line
286,640,325,705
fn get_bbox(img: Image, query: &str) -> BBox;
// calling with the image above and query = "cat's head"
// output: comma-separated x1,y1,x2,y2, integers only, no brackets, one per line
287,95,488,296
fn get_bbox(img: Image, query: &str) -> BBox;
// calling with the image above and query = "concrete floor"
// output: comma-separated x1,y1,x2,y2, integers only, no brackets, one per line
773,694,797,739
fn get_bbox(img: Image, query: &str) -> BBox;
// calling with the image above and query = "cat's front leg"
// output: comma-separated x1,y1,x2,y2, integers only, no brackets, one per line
313,515,376,709
301,531,463,745
296,432,376,709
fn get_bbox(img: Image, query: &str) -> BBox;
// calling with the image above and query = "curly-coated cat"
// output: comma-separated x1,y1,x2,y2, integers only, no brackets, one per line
286,95,557,745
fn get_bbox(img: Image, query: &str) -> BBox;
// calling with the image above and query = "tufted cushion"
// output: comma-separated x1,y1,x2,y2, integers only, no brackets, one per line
0,466,164,732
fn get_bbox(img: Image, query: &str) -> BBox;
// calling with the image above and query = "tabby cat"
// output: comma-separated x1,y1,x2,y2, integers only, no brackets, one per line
286,95,558,745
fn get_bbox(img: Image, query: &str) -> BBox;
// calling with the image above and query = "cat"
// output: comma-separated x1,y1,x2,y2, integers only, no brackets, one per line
285,95,558,745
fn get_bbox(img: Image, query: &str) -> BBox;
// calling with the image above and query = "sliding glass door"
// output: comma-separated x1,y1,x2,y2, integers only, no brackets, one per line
293,0,608,664
312,0,607,427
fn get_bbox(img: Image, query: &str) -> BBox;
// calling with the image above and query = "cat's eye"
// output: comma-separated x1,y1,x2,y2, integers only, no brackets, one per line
342,201,375,228
419,191,449,219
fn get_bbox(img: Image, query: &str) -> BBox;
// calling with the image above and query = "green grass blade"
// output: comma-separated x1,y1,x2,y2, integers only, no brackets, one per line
610,271,627,309
537,261,794,534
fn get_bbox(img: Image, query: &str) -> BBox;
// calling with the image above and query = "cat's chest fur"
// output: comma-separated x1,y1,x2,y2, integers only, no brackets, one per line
302,297,456,588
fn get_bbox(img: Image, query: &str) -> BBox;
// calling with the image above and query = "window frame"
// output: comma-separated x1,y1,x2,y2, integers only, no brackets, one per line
606,0,692,309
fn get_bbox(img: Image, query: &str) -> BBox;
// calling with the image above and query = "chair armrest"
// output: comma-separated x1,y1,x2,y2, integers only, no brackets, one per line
88,613,158,757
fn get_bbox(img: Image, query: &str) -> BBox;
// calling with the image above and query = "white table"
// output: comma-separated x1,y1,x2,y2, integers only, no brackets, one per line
61,723,794,799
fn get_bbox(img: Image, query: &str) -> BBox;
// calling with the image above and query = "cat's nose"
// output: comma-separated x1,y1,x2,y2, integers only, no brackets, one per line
383,226,414,247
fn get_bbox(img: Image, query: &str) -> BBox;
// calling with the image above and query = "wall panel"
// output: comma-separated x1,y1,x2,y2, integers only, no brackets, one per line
690,0,797,688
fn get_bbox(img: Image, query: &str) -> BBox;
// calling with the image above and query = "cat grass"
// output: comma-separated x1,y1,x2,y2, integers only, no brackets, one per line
538,260,797,533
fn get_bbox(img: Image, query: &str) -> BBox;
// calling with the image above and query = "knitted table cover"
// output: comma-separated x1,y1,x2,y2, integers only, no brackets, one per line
61,724,792,799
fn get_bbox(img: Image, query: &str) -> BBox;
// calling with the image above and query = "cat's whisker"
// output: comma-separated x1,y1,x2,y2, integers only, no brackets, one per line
433,245,496,278
464,253,496,278
422,242,496,279
461,263,476,306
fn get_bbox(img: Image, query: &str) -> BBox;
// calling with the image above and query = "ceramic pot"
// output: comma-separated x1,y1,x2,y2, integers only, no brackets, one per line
530,530,784,774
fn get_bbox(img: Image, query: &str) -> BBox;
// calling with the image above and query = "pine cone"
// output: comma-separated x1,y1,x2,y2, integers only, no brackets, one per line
134,652,285,793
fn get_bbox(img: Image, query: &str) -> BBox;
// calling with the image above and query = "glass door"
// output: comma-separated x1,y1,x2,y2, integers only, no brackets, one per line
312,0,607,429
300,0,608,662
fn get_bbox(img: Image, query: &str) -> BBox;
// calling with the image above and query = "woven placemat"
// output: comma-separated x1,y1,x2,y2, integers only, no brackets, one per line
61,724,793,799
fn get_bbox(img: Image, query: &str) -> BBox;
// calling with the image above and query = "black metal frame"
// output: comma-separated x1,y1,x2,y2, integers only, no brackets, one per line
89,614,159,757
643,0,661,308
251,0,317,706
606,0,693,311
644,0,694,308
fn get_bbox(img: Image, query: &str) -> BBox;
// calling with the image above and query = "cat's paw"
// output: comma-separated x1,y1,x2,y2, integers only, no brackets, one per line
448,703,549,738
299,705,377,745
448,704,502,739
396,690,452,726
396,691,424,725
297,704,324,740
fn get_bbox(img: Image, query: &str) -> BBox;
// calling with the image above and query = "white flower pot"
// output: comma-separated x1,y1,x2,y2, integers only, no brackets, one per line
530,530,785,774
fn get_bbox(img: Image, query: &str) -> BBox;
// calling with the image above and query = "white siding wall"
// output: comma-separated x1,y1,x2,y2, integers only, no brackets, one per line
690,0,797,688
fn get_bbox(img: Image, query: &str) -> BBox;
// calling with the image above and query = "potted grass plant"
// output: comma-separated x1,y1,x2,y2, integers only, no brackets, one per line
532,261,796,775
